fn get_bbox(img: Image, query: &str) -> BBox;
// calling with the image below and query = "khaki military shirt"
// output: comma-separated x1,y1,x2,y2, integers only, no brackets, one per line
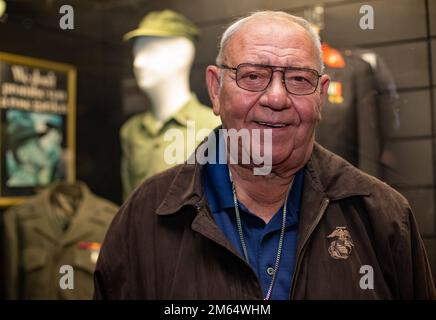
120,93,220,199
3,182,118,299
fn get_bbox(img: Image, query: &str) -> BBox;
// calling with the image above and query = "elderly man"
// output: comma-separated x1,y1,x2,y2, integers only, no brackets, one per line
94,11,435,299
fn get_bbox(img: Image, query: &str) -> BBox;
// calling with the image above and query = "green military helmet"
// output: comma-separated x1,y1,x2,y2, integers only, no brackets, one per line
8,125,47,148
123,9,199,42
7,121,47,149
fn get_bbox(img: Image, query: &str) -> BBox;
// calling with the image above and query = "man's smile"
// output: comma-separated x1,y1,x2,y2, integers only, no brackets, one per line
254,121,288,128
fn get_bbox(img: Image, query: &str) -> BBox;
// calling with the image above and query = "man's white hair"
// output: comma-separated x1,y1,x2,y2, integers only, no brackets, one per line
216,11,324,74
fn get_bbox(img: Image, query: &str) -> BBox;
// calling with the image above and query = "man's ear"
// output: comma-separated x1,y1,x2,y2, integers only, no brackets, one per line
318,74,330,113
205,65,221,116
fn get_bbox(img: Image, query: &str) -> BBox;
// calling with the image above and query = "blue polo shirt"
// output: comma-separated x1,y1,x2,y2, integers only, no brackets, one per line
202,135,304,300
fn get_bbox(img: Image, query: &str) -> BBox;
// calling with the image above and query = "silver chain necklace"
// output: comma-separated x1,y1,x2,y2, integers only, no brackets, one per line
228,168,293,300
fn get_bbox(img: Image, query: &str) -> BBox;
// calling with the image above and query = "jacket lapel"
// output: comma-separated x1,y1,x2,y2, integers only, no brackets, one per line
296,158,328,256
290,143,373,298
32,189,63,244
191,197,244,259
62,183,100,246
294,142,371,262
155,160,238,253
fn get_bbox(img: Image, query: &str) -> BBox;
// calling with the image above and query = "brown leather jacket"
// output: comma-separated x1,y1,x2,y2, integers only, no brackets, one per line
94,142,436,299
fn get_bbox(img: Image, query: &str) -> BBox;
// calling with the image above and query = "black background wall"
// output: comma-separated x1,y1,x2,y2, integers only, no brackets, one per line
0,0,435,298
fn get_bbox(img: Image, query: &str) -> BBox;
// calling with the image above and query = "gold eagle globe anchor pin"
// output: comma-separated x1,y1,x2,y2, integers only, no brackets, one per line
327,227,354,260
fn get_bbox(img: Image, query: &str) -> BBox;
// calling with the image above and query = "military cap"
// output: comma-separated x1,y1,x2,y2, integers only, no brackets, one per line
0,0,6,18
123,9,199,42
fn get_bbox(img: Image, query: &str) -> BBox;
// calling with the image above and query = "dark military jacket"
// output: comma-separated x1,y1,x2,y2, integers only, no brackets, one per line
94,138,435,299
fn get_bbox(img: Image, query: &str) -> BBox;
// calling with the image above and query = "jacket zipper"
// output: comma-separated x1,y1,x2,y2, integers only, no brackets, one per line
194,203,264,299
290,197,330,299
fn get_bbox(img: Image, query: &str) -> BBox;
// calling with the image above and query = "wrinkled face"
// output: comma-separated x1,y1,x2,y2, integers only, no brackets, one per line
133,37,194,90
206,20,330,170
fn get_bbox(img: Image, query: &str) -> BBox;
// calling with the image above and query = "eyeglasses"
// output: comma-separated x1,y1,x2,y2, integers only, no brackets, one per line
219,63,322,96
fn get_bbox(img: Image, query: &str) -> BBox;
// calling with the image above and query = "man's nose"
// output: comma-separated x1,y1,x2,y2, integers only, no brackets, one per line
263,71,289,110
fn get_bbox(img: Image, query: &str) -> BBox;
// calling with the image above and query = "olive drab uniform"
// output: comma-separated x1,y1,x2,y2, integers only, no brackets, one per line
121,10,221,199
3,181,118,299
120,93,220,199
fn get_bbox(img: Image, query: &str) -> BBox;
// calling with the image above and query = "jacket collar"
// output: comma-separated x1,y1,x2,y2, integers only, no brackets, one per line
141,93,203,136
32,181,109,245
155,162,204,215
306,142,372,200
156,129,372,215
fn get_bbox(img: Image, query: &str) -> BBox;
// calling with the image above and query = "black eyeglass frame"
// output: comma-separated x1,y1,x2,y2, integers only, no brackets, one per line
218,63,323,96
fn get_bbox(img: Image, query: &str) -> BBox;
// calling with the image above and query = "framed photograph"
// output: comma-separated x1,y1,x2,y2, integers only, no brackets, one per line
0,52,76,206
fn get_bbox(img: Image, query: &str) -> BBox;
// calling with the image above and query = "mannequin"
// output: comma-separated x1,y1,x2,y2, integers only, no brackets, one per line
120,10,220,199
132,36,193,125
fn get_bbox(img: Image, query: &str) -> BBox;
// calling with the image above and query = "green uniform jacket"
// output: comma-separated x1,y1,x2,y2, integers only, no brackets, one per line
120,93,221,199
3,182,118,299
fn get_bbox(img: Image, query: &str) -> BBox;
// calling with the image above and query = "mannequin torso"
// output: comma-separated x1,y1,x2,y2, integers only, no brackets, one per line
121,36,221,199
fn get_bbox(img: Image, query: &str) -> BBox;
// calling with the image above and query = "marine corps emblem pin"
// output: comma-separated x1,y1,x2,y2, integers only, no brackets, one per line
327,227,354,260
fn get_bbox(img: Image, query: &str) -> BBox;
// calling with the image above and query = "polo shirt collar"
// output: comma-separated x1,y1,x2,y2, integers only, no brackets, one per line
141,93,201,136
202,132,234,212
220,166,305,229
203,131,305,222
